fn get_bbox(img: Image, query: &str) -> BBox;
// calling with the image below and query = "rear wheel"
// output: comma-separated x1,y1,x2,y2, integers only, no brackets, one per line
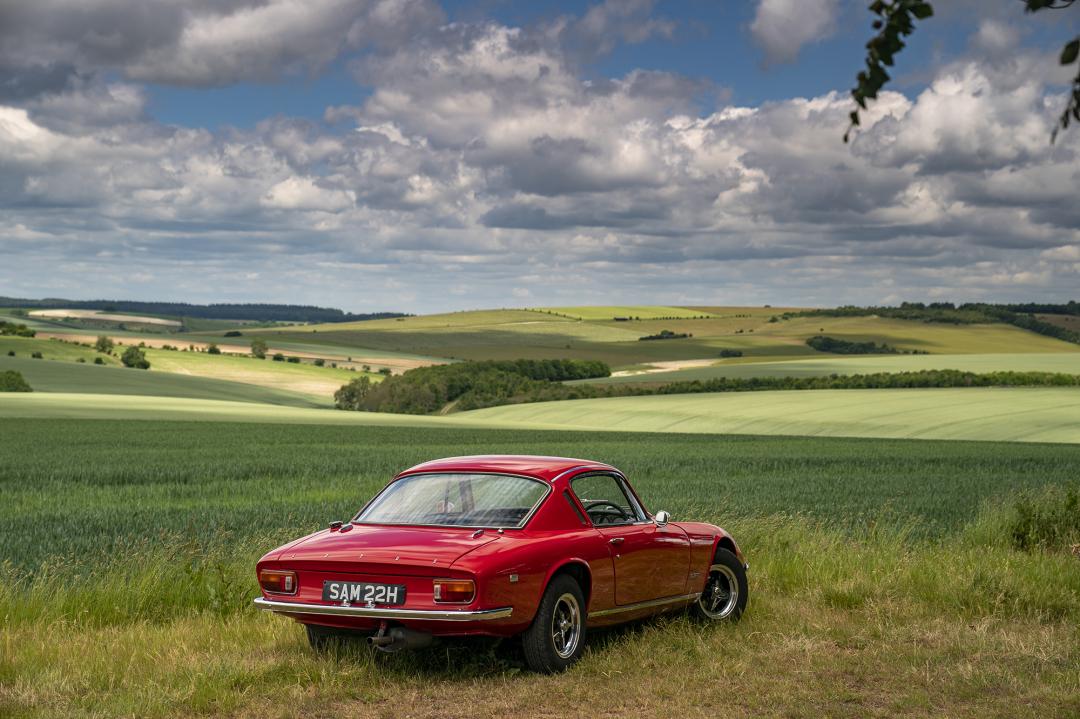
691,548,747,622
521,574,586,673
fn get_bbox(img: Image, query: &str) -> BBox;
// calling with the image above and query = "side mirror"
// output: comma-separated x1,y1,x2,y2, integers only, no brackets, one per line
654,510,670,527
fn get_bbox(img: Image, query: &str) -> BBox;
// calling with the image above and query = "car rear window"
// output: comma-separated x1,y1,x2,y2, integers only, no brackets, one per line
355,473,549,528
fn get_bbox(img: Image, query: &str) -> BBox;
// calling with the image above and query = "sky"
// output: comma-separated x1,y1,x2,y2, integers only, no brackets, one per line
0,0,1078,313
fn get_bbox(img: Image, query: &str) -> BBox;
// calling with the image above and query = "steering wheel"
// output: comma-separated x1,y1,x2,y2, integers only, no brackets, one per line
583,500,631,525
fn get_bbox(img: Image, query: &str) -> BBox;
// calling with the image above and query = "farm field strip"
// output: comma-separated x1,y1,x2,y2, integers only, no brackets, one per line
0,393,448,425
3,387,1080,443
456,388,1080,443
27,309,181,326
0,356,328,408
142,348,374,399
593,352,1080,383
533,305,722,320
754,316,1080,354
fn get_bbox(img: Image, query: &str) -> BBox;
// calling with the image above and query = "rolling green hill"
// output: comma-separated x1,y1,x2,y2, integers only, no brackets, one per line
588,352,1080,384
3,386,1079,443
455,388,1080,443
233,307,1080,369
0,357,327,408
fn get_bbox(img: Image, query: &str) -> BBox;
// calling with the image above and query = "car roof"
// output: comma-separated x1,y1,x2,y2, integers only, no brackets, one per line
396,455,619,482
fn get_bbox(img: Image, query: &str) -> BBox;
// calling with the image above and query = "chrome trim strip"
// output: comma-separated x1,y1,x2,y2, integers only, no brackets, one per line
587,592,701,619
550,465,601,483
254,597,513,621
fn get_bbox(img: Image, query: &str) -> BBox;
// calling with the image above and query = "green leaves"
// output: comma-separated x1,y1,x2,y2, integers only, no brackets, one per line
845,1,935,142
1062,38,1079,65
849,1,1079,144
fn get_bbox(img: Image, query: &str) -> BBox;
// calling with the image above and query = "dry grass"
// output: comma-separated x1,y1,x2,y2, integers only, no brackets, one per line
3,544,1078,719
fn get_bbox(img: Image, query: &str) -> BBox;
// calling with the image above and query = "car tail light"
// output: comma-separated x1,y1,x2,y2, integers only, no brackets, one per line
259,569,297,595
433,578,475,603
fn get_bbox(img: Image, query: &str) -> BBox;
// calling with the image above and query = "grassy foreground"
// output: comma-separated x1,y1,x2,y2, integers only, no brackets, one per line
1,420,1079,718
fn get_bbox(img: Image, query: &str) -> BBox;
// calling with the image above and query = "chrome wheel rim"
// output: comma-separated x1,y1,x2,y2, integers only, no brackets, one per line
698,564,739,619
551,592,581,659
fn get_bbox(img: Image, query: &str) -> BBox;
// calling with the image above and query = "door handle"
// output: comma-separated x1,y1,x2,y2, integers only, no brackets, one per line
609,537,624,545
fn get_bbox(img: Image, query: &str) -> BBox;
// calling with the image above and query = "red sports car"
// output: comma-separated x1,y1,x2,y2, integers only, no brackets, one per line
254,455,748,672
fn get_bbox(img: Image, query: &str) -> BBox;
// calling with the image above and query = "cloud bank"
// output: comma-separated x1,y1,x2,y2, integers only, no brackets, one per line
0,4,1077,311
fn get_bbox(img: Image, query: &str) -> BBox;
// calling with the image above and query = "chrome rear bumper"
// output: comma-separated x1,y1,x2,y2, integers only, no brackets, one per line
253,596,513,621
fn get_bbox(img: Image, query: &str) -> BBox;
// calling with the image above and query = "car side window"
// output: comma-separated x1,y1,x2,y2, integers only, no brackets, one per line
570,474,643,526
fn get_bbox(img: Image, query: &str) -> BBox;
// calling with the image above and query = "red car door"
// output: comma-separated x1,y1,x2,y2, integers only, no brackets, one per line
570,473,691,606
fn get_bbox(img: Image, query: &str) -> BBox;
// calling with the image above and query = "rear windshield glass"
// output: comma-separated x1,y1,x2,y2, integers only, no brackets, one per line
355,473,549,528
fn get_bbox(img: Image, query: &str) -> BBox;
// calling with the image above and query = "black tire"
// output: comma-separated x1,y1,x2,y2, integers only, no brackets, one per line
305,623,349,651
521,574,586,673
690,548,748,623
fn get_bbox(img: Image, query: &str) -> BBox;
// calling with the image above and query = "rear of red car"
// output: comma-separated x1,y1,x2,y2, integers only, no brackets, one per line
254,470,554,644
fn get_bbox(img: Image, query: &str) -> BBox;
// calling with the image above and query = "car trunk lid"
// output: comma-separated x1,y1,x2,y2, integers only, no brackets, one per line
277,524,499,575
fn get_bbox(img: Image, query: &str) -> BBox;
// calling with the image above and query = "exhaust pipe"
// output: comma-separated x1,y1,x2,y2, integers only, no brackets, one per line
368,626,434,653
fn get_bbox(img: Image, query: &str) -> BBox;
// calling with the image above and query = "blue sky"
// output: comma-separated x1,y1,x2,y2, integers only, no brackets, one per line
146,1,935,128
1,0,1078,312
144,1,1077,130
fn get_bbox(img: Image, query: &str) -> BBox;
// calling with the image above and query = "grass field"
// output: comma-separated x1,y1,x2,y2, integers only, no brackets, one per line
0,357,326,408
3,386,1080,443
0,336,118,365
459,388,1080,443
2,420,1078,718
0,335,381,402
232,308,1080,369
143,348,373,400
592,352,1080,383
534,305,721,320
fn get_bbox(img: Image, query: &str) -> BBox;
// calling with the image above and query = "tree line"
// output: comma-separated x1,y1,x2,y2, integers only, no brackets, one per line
334,359,611,414
335,362,1080,415
0,297,408,324
806,335,925,355
0,322,36,337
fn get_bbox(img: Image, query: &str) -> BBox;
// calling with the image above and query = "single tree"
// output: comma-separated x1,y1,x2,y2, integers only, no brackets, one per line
207,343,222,355
94,335,114,354
847,1,1079,142
251,338,268,359
121,345,150,369
334,376,372,410
0,370,32,392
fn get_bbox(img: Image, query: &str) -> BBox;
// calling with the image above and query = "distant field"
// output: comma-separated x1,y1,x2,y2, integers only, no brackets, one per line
457,388,1080,443
268,309,564,333
28,309,181,327
1036,313,1080,331
0,336,118,364
238,307,1080,368
0,336,374,402
755,316,1079,354
0,357,326,408
590,353,1080,383
3,386,1079,444
534,306,720,320
143,348,372,400
0,393,443,425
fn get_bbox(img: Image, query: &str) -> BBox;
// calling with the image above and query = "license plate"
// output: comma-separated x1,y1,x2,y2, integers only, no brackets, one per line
323,581,406,605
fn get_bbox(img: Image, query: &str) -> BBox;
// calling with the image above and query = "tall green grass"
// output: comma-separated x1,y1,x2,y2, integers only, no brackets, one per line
5,419,1080,570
